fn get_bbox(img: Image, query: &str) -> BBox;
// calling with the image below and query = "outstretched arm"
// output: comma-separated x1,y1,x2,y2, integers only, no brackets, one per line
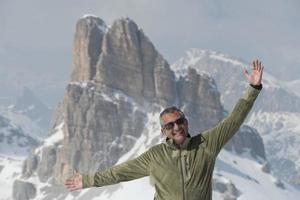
202,59,264,155
65,149,152,191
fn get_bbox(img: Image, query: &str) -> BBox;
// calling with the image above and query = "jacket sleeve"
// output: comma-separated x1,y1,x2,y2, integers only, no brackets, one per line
201,85,261,156
82,148,153,188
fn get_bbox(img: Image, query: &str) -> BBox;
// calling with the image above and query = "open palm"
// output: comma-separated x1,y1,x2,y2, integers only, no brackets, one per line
243,59,264,86
65,172,83,191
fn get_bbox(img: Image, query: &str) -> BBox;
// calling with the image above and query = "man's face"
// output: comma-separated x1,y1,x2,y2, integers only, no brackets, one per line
161,112,188,146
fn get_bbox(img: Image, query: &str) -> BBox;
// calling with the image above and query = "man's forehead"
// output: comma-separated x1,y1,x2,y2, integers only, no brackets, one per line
161,112,182,121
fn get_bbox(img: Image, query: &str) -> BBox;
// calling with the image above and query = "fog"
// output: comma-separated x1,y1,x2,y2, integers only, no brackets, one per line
1,0,299,106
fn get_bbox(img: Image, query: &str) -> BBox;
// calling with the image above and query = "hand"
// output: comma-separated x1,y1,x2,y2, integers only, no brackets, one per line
65,171,83,191
243,59,264,86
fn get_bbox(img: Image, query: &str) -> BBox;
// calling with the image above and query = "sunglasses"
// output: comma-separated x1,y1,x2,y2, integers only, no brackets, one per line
162,116,186,130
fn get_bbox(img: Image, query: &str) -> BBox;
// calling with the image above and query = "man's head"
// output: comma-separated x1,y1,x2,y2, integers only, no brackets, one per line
159,106,188,146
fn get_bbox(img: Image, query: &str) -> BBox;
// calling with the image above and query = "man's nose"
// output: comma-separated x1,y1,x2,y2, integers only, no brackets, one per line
173,123,180,131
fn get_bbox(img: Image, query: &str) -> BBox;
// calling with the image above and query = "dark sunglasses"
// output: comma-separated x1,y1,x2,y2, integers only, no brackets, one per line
162,116,186,130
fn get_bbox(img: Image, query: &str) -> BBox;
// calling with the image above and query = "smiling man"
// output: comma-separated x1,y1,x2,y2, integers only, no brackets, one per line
65,60,264,200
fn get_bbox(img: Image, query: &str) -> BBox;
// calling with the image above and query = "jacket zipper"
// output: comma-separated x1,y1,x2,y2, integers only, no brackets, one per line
179,149,186,200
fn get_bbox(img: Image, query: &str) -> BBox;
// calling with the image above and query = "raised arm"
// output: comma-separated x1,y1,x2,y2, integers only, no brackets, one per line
202,59,264,155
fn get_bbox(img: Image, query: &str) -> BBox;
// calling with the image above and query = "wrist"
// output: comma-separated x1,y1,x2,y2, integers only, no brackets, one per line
250,84,262,90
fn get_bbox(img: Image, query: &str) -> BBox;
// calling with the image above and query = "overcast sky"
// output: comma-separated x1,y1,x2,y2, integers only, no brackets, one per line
1,0,299,105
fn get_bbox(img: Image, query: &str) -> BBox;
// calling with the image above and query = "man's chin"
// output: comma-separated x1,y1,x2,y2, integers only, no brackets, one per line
173,133,187,143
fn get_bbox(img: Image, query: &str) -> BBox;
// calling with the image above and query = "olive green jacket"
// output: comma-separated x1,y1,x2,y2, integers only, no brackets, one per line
82,85,261,200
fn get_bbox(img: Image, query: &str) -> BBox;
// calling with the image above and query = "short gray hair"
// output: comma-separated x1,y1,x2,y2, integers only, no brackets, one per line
159,106,185,127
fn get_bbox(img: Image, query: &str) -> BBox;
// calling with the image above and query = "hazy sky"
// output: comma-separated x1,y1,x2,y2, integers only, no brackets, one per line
1,0,300,105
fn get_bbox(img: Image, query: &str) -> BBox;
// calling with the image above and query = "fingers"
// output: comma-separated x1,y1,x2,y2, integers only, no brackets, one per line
65,179,80,191
260,66,264,79
65,173,83,192
252,59,263,72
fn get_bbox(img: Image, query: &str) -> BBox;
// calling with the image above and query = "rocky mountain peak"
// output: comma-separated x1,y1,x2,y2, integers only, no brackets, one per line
72,16,176,104
71,16,107,82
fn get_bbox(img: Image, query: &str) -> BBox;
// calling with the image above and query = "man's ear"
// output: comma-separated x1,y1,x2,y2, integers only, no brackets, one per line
185,119,188,126
161,128,165,136
186,119,188,125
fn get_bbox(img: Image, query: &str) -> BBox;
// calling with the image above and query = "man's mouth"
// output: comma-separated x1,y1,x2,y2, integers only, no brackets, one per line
172,130,184,137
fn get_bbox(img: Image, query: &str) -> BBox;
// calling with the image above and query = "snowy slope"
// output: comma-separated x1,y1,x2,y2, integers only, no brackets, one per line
247,111,300,183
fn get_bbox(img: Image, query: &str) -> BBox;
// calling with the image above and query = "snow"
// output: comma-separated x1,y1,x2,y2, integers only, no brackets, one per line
215,150,300,200
117,111,163,163
69,81,88,88
34,122,64,155
209,52,244,66
81,14,108,33
82,14,99,19
0,155,24,200
247,111,300,173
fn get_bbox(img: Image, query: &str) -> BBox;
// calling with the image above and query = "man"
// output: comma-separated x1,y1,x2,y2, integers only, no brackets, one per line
65,60,264,200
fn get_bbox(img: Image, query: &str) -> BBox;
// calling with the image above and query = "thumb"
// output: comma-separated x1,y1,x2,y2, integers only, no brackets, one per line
243,68,251,81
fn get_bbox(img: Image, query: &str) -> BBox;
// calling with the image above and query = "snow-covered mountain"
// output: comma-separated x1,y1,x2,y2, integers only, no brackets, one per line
0,87,52,140
5,17,300,200
0,115,39,157
171,48,300,185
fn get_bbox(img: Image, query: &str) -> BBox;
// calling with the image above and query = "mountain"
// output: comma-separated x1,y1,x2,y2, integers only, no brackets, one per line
171,49,300,113
13,87,52,131
171,48,300,184
0,114,40,200
0,87,53,141
0,114,39,157
9,16,300,200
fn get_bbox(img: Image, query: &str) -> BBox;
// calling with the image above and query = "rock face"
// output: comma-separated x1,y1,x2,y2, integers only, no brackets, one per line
176,68,224,134
213,177,241,200
71,16,175,105
12,180,37,200
225,125,266,160
17,16,267,199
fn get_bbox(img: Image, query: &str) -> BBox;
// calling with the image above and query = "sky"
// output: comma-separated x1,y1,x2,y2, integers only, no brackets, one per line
1,0,300,106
